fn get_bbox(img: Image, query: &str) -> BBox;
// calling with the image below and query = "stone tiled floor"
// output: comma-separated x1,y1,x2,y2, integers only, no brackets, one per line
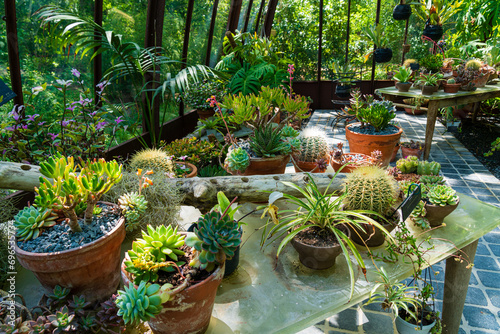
300,110,500,334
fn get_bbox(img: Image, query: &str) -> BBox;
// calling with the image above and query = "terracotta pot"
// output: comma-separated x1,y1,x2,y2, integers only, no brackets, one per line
405,107,425,115
421,85,439,95
348,213,399,247
443,83,461,93
174,161,198,178
401,146,424,159
291,226,350,270
235,155,290,176
121,255,224,334
472,73,490,88
196,109,215,120
391,143,400,163
345,123,403,167
292,155,329,173
15,203,125,302
395,82,412,92
424,199,460,227
330,153,375,173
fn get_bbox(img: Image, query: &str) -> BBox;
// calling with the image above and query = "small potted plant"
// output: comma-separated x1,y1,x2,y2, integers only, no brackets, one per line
180,80,226,120
330,142,377,173
393,0,412,20
261,172,393,300
292,129,330,173
403,97,426,115
332,61,357,98
414,184,460,227
343,89,402,167
362,24,393,63
393,65,413,92
14,155,124,301
117,199,242,334
400,140,425,159
415,72,443,95
443,77,460,93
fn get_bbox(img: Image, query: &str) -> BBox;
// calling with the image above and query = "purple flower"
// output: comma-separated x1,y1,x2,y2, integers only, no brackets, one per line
115,116,125,124
27,114,40,122
31,86,44,95
179,155,188,161
66,105,77,112
71,68,81,78
96,80,109,93
21,124,28,130
5,126,14,131
96,121,106,131
88,111,98,117
62,120,71,127
55,79,73,88
38,121,46,126
9,106,22,121
48,133,59,141
288,64,295,75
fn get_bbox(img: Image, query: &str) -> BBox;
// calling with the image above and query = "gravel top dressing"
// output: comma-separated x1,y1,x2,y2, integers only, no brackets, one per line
17,203,121,253
349,124,399,135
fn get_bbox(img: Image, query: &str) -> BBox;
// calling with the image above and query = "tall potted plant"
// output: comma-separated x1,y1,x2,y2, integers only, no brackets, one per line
117,203,242,334
363,24,393,63
14,155,124,301
343,89,403,167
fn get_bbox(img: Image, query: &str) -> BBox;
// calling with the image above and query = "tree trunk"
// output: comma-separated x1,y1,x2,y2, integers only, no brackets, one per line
0,161,348,210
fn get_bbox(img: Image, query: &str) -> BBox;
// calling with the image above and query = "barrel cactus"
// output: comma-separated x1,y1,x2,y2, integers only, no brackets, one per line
118,192,148,232
427,185,459,206
224,146,250,172
465,59,482,71
14,206,57,241
396,156,419,174
417,161,441,175
130,148,174,174
296,135,330,162
343,166,399,216
186,211,241,271
447,78,456,84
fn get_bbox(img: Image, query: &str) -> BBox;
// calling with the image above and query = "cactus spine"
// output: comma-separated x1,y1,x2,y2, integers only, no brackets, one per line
343,166,398,216
130,149,174,174
297,136,330,162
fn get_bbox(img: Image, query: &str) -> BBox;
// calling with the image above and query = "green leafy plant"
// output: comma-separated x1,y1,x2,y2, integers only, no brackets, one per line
13,206,57,241
417,161,441,175
414,0,464,26
224,146,251,173
180,80,226,110
419,54,444,73
362,24,389,49
160,137,221,169
420,175,445,185
397,156,419,174
357,100,397,132
47,306,76,333
415,72,444,87
261,171,393,300
427,185,459,206
249,124,293,158
393,66,413,83
198,165,230,177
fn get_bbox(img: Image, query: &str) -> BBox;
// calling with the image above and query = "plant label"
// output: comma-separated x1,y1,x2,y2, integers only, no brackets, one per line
399,184,421,221
0,79,16,107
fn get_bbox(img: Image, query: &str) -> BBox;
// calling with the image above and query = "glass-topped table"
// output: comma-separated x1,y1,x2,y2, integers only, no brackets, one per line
376,85,500,160
207,194,500,333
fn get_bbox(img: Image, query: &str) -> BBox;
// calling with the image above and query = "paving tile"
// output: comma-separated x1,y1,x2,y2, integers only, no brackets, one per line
473,255,500,271
475,242,491,256
476,270,500,288
327,330,351,334
463,305,500,330
464,286,488,306
475,195,499,204
441,167,458,175
297,326,325,334
362,311,395,334
482,232,500,245
488,244,500,257
470,330,493,334
454,186,475,196
466,180,488,189
445,178,468,187
458,328,465,334
327,308,359,331
471,188,495,196
485,289,500,309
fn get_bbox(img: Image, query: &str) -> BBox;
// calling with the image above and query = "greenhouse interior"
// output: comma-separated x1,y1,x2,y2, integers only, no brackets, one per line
2,0,500,333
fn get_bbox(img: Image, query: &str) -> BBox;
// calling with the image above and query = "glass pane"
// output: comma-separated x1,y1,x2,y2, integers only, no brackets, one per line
208,0,231,67
187,1,216,65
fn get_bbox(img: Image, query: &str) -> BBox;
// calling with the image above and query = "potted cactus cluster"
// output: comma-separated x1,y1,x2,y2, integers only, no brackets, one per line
292,130,331,173
117,192,242,334
14,155,125,301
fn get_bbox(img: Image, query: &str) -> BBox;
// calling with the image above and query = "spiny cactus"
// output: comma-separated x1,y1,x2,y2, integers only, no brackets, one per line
396,156,419,174
419,175,445,185
130,148,174,174
125,225,186,284
118,192,148,232
447,78,456,84
14,206,57,241
186,211,241,271
465,59,482,71
296,136,330,162
224,146,250,172
427,185,459,206
343,166,398,216
115,281,167,326
417,161,441,175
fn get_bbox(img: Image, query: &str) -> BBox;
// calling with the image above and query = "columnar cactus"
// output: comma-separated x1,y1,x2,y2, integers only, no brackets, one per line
296,135,330,162
417,161,441,175
343,166,399,216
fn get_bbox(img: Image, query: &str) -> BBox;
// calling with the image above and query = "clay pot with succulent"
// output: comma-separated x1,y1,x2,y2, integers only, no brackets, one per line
415,72,443,95
443,78,460,93
14,155,124,301
393,66,413,92
392,156,441,183
400,140,425,159
343,89,402,167
409,184,460,228
261,171,393,300
292,130,331,173
403,97,426,115
330,142,378,173
117,195,242,334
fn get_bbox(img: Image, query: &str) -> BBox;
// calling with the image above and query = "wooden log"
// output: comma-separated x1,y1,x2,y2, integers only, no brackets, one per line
0,161,347,210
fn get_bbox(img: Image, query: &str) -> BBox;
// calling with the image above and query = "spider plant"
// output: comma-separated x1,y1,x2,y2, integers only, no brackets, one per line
261,170,394,300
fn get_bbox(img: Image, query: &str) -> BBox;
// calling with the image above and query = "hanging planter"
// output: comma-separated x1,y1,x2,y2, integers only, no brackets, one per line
335,84,352,98
393,4,412,21
423,24,443,42
374,48,393,63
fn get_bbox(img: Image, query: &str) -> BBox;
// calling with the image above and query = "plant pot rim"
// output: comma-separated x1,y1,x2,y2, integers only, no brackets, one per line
345,122,403,138
424,198,460,209
249,154,290,162
174,161,198,178
15,201,124,258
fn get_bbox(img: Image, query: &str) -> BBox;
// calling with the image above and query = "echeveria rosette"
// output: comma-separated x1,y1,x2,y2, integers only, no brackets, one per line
427,185,459,206
115,281,171,326
185,212,241,271
125,225,186,285
225,146,250,173
14,206,57,241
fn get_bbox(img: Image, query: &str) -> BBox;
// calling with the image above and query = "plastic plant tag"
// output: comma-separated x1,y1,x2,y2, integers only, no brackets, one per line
398,183,422,221
0,79,16,106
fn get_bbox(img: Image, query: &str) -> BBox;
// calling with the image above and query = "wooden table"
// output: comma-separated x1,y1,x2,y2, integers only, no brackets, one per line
207,193,500,333
376,85,500,160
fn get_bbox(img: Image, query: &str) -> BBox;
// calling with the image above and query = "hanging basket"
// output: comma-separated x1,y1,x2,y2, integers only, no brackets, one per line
423,24,443,42
374,48,393,63
335,84,352,98
392,4,412,21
